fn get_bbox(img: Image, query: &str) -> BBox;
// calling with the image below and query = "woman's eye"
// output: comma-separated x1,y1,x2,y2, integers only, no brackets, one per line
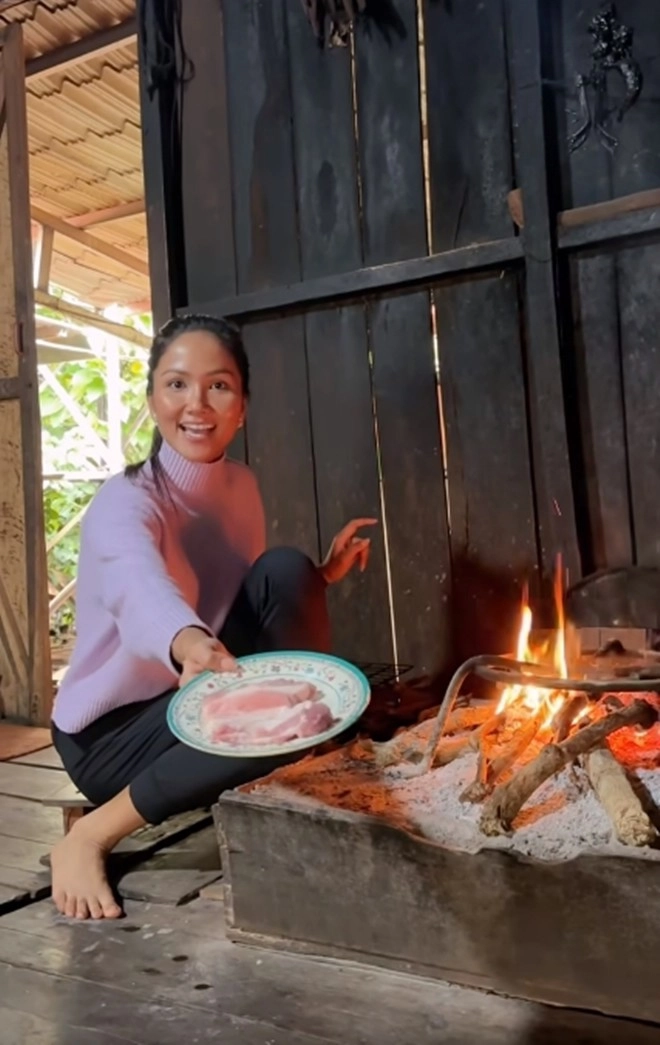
168,379,185,390
211,381,230,391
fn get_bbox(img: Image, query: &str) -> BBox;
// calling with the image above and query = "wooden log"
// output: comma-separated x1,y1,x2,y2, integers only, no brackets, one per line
480,700,658,836
462,708,545,803
583,745,659,848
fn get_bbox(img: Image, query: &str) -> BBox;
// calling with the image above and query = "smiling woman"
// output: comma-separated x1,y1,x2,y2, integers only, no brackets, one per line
48,313,376,923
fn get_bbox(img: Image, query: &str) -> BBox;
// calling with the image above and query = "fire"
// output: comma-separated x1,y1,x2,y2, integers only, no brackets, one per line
496,556,570,728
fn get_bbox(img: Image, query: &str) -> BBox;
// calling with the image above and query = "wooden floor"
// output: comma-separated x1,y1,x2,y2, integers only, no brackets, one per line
4,893,660,1044
0,724,659,1042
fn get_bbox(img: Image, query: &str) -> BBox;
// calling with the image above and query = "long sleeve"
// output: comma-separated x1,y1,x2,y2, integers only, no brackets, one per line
84,477,209,670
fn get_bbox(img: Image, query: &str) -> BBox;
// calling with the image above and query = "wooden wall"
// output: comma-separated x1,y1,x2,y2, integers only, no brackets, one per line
140,0,660,675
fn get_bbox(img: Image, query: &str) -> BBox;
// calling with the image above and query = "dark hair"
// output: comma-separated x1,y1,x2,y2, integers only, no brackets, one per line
125,313,249,492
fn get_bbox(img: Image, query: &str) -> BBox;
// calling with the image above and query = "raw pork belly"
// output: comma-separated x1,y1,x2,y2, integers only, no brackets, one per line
200,678,335,747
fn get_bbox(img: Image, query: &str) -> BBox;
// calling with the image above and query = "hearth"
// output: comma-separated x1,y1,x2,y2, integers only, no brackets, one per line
216,560,660,1026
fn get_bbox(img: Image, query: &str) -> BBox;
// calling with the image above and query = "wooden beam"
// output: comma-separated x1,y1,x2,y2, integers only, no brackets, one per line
33,289,151,348
506,0,580,581
189,237,523,319
25,18,137,82
138,0,186,327
558,207,660,252
33,225,53,292
509,186,660,235
31,205,148,276
67,198,145,228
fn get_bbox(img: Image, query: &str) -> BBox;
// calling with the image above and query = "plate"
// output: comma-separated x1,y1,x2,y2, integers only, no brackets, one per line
167,651,371,758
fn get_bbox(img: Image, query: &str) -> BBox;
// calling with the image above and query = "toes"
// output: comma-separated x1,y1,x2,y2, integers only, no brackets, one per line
100,892,123,919
53,890,67,915
64,895,77,919
88,896,104,920
75,899,90,920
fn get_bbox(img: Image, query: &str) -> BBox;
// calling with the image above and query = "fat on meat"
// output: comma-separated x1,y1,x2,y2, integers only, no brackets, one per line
200,678,335,747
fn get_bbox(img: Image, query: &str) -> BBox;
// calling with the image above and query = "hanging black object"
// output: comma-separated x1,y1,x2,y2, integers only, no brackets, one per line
569,2,643,153
300,0,367,48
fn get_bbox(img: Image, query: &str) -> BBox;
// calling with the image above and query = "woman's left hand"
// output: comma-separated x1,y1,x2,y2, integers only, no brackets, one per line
320,518,378,585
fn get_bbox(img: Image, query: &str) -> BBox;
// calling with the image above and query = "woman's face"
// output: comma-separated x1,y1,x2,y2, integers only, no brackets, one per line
149,331,245,463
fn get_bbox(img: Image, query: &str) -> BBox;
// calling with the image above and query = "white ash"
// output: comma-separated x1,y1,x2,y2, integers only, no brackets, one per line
249,746,660,864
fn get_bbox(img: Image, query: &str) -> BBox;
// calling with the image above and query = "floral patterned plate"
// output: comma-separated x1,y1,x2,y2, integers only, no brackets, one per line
167,651,371,758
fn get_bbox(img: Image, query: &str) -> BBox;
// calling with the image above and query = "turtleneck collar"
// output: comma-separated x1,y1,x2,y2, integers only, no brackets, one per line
156,439,227,497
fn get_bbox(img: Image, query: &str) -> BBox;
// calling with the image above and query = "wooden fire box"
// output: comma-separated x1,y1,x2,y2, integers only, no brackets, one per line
217,788,660,1026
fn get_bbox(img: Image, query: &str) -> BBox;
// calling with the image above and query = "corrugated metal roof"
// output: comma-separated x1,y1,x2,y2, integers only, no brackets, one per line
1,0,149,312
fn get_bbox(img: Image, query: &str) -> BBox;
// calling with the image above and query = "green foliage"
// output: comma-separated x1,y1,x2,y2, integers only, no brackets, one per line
41,334,152,636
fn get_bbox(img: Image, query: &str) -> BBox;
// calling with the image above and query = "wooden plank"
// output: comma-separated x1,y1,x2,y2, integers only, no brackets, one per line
566,253,632,570
0,1009,135,1045
424,0,515,251
285,0,361,280
190,237,523,318
0,26,52,724
0,834,49,874
34,224,53,292
284,6,391,661
354,0,426,266
180,0,236,303
116,869,222,905
33,289,150,348
369,292,452,673
0,725,51,761
609,1,660,568
0,762,70,802
560,189,660,228
559,209,660,251
4,898,656,1045
242,319,318,557
549,1,632,573
305,306,394,662
67,198,145,228
353,1,450,673
30,206,148,277
0,962,308,1045
505,0,580,582
0,795,62,845
425,0,538,654
223,0,300,294
10,744,63,770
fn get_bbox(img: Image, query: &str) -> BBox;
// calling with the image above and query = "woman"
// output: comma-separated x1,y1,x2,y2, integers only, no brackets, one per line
51,313,375,921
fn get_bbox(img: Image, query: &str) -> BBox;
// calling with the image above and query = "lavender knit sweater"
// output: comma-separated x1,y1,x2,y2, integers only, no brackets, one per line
52,442,265,733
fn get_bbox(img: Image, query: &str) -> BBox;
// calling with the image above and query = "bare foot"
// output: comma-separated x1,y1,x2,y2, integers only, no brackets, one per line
51,826,123,920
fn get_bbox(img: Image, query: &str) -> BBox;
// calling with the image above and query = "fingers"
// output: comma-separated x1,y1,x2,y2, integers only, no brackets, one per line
333,517,378,548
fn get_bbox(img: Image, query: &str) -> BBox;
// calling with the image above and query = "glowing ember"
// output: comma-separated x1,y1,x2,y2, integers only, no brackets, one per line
496,556,570,729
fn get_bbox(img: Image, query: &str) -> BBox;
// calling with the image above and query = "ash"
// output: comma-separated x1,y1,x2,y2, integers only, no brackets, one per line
248,743,660,864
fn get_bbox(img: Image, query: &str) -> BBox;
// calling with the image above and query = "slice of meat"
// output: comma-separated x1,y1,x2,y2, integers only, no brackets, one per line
202,696,335,747
200,679,317,735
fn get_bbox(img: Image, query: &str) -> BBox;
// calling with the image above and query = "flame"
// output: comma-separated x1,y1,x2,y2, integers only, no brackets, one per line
496,556,569,729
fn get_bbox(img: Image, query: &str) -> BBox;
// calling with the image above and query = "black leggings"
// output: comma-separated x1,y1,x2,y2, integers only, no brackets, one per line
52,548,330,824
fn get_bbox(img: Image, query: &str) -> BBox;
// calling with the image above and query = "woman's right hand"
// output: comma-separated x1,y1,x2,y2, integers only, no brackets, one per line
172,627,239,688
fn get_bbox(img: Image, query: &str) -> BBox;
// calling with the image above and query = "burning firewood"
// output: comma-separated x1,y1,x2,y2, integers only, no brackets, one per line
583,744,659,847
461,708,545,803
480,699,658,836
551,694,590,742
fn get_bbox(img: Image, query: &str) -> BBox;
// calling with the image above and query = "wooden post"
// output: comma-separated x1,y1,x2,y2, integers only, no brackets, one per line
0,24,52,724
137,0,184,328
